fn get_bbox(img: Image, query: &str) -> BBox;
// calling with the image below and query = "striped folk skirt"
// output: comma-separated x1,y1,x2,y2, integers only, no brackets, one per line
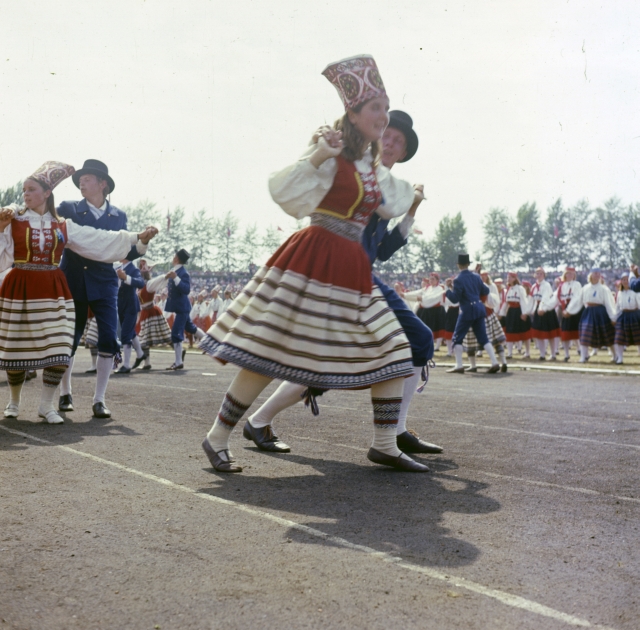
560,308,582,341
579,305,615,348
139,306,173,347
463,312,506,354
505,306,531,342
531,309,561,339
614,310,640,346
81,316,99,348
442,306,459,340
199,223,414,390
417,305,446,339
0,267,75,370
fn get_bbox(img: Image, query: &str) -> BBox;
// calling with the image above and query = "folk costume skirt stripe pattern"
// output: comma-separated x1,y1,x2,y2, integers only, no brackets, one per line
531,309,561,339
463,312,506,354
560,309,582,341
614,310,640,346
579,305,615,348
82,317,99,348
417,305,446,339
199,223,414,390
505,306,531,342
0,268,75,370
139,306,173,347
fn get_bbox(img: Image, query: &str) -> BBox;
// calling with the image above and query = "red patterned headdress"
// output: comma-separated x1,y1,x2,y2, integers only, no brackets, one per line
322,55,387,110
28,161,75,190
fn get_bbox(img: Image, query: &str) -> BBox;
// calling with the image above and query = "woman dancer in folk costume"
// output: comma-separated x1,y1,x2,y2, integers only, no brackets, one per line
0,162,156,424
564,268,616,363
500,272,532,359
529,267,561,360
613,273,640,364
200,55,427,473
404,273,447,352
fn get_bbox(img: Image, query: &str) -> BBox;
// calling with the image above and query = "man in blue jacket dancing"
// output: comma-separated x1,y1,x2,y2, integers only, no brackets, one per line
115,259,146,374
57,159,157,417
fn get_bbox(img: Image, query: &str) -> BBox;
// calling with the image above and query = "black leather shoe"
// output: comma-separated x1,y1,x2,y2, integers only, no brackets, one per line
446,366,465,374
367,448,430,472
165,363,184,371
132,351,148,369
85,368,97,374
92,402,111,418
58,394,74,412
25,370,37,381
182,349,186,362
116,366,131,374
500,363,508,373
465,366,478,373
202,439,242,472
486,364,500,374
142,364,152,370
242,421,291,453
396,430,443,454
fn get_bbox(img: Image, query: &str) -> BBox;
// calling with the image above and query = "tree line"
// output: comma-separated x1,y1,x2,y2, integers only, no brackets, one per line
2,182,638,274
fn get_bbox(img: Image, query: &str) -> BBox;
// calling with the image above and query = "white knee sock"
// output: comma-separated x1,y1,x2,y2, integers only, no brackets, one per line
498,347,506,364
468,354,477,368
144,350,152,366
174,342,183,365
580,345,589,361
524,340,531,357
537,339,546,357
123,345,132,368
483,342,498,365
131,336,143,358
507,342,513,357
94,354,113,404
90,348,98,369
563,342,570,359
38,383,57,413
454,344,464,368
614,344,624,362
249,381,306,429
434,338,442,351
397,367,421,434
446,339,453,355
7,378,23,406
60,355,74,396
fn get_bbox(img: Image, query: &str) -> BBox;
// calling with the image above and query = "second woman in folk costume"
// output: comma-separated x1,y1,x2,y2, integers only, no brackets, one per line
0,162,156,424
404,273,447,352
529,267,561,360
564,268,616,363
613,274,640,364
500,272,532,358
200,55,427,473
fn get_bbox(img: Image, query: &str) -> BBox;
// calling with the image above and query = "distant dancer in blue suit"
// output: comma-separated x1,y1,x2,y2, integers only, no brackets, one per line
445,254,500,374
115,259,146,374
56,160,157,418
163,248,205,370
630,264,640,292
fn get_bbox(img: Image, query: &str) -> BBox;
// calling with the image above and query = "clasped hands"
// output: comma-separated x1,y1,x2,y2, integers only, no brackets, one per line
137,226,159,244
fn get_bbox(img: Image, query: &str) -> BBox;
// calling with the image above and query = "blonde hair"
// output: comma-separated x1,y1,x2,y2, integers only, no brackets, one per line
334,106,381,165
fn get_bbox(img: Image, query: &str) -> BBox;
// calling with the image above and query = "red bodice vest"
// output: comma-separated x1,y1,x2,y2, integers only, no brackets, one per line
11,218,68,267
315,155,383,225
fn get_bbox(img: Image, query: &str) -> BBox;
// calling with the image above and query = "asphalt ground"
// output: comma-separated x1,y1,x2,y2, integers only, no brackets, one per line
1,349,638,630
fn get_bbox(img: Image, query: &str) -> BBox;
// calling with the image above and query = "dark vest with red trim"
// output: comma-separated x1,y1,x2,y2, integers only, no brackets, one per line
11,218,68,267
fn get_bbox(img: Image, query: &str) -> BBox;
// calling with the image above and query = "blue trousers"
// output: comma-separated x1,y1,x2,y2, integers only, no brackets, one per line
171,311,198,344
118,305,139,346
453,315,489,347
374,276,434,367
72,297,120,356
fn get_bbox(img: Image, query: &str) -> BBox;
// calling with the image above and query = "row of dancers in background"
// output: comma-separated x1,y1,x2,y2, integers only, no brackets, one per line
395,265,640,367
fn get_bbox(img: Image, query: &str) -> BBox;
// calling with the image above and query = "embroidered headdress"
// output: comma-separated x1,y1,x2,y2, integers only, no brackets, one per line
322,55,387,110
28,161,75,190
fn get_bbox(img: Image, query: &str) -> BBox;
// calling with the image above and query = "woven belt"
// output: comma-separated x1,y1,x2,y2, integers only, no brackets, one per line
310,212,365,242
14,263,58,271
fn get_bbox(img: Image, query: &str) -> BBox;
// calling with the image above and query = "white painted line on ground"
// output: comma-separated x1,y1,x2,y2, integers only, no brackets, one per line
436,362,640,376
290,436,640,505
110,381,198,392
0,424,619,630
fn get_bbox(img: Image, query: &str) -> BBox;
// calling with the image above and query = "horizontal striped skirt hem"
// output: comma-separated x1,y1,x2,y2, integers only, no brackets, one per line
463,313,506,353
615,311,640,346
0,355,70,371
579,306,614,348
199,335,414,390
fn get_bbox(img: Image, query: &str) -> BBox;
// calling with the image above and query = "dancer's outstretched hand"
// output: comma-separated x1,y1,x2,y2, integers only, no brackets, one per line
0,206,15,230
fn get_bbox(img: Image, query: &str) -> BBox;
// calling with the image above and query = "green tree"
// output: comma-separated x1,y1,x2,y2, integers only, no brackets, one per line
589,197,632,269
238,224,261,270
630,203,640,265
262,226,284,260
211,212,240,272
186,208,216,270
565,199,594,269
0,182,23,207
433,213,467,273
542,198,570,270
481,207,514,272
513,202,544,270
412,236,437,274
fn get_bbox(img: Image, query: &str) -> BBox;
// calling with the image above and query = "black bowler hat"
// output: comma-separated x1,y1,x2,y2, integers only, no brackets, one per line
175,248,190,264
387,110,419,163
72,159,115,193
458,253,470,265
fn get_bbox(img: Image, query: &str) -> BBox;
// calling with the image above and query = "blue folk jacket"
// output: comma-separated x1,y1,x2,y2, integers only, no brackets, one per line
361,213,407,265
57,199,140,301
165,266,192,314
445,269,489,321
117,262,145,314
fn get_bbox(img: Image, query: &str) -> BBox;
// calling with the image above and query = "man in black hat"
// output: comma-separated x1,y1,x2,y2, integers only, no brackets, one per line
163,248,203,369
57,159,158,417
241,111,443,460
445,255,501,374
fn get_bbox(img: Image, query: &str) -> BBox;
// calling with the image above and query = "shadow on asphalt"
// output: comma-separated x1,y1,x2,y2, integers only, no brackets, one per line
197,452,500,569
0,415,140,451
